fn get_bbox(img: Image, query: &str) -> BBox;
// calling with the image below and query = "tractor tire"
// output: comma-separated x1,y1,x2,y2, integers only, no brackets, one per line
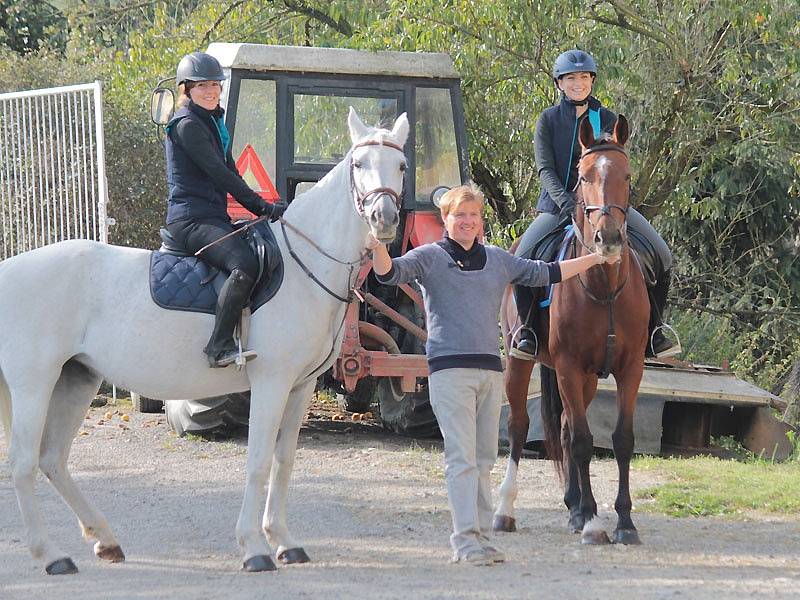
377,377,439,438
133,394,164,414
336,377,377,414
165,393,250,437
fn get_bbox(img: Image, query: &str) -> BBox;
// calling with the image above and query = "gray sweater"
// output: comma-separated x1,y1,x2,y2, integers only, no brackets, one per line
378,243,555,373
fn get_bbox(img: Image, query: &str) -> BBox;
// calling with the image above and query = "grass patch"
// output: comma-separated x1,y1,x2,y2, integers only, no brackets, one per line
633,453,800,518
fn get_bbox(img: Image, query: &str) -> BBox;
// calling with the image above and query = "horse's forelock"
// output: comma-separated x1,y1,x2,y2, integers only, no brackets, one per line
594,132,614,144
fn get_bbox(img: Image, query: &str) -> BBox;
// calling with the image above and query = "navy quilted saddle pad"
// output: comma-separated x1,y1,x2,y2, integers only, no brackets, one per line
149,220,284,315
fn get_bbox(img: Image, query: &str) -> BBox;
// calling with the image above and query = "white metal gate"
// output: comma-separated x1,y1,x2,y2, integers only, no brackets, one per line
0,81,109,259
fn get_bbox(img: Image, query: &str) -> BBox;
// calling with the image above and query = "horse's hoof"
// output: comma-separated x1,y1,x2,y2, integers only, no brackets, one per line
492,514,517,532
613,529,642,545
45,557,79,575
568,516,584,534
242,555,277,572
95,543,125,563
581,529,611,545
277,547,310,564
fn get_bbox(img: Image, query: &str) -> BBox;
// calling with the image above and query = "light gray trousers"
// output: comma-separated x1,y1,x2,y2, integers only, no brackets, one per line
428,368,503,557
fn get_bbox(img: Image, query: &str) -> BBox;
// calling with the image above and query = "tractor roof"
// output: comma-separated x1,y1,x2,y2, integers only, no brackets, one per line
206,43,460,80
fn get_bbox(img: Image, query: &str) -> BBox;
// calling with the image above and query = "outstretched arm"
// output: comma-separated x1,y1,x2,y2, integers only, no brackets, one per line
558,251,619,281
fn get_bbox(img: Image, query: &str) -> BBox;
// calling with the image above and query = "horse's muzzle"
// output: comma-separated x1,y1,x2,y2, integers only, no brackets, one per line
594,227,623,257
368,194,400,242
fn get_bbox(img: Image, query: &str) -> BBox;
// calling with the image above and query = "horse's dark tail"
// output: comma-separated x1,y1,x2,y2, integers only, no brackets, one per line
540,365,563,465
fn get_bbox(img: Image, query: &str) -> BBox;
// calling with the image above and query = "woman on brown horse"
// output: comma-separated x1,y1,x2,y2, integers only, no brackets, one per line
494,114,649,545
511,49,677,360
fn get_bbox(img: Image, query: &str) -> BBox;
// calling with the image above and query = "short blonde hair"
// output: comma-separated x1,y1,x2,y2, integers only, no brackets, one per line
438,184,485,217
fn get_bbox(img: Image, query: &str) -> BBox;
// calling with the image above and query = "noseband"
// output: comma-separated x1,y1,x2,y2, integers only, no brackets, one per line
350,139,405,216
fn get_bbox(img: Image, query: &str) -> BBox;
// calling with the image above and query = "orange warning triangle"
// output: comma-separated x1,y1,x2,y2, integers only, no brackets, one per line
227,144,280,220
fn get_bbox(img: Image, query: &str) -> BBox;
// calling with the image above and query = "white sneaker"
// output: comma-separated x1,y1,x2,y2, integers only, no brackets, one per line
481,544,505,563
452,549,493,566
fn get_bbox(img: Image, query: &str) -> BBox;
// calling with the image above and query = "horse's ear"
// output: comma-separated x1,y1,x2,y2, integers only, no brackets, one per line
578,116,595,150
613,115,629,147
390,112,409,147
348,107,369,143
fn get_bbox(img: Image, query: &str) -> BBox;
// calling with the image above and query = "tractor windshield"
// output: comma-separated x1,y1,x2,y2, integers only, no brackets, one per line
415,87,461,207
293,94,398,164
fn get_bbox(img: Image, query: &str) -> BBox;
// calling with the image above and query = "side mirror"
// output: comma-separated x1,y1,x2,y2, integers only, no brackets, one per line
430,185,450,208
150,88,175,125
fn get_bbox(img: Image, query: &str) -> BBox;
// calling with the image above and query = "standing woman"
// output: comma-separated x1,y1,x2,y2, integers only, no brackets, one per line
512,49,679,359
164,52,287,367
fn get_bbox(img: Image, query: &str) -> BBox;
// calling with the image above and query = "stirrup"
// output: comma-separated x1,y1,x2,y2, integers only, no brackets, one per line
649,324,682,359
509,326,538,361
207,348,258,369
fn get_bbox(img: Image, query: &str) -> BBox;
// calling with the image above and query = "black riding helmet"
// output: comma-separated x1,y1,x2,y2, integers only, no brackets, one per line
552,50,597,83
176,52,226,86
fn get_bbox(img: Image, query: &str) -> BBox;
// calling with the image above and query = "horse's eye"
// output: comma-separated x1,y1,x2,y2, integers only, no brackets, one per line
353,160,362,169
399,163,407,172
580,176,588,184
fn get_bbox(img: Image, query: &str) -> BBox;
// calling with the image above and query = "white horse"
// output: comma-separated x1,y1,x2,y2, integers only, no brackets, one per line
0,108,408,574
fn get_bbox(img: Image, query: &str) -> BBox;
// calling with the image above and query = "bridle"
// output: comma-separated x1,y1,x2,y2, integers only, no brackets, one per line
280,136,405,305
350,139,405,217
284,136,406,383
570,142,634,379
572,144,630,251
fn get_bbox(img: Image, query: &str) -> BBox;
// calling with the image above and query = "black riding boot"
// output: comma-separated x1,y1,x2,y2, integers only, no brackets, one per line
646,268,681,358
511,284,538,359
204,269,258,368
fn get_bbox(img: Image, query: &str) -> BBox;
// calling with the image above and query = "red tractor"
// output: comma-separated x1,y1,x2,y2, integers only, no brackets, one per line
149,43,469,436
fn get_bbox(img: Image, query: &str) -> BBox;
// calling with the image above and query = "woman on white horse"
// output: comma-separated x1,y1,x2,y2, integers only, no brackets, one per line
511,49,677,360
164,51,288,368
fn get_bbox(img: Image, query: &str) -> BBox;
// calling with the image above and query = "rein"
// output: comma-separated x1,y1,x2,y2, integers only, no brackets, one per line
279,218,361,304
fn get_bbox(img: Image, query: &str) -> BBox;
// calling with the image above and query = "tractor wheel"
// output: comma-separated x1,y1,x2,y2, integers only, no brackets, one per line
336,377,377,414
165,393,250,437
132,394,164,414
377,377,439,438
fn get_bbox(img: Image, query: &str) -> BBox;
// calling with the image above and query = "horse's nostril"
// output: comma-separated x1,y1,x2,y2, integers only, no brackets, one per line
392,212,399,225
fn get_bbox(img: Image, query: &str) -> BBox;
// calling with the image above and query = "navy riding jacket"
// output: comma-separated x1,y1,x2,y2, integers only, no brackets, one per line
534,96,616,214
165,101,266,224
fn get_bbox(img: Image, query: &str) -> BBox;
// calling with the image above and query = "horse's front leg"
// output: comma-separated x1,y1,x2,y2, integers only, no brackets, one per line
236,377,293,572
557,369,609,545
264,379,316,564
493,357,535,533
611,364,644,545
560,416,582,533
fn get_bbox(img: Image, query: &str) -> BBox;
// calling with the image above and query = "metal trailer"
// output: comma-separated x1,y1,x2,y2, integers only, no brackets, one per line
149,43,468,435
499,360,794,459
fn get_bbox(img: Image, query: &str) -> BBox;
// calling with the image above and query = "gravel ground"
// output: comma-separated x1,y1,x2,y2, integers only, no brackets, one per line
1,398,799,600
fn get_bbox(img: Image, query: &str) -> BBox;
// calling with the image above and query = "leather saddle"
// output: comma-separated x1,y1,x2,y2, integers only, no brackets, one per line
521,219,659,342
149,220,284,315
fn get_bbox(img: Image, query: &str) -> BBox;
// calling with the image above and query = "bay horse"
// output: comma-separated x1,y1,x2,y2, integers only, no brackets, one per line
0,108,408,574
493,115,649,545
